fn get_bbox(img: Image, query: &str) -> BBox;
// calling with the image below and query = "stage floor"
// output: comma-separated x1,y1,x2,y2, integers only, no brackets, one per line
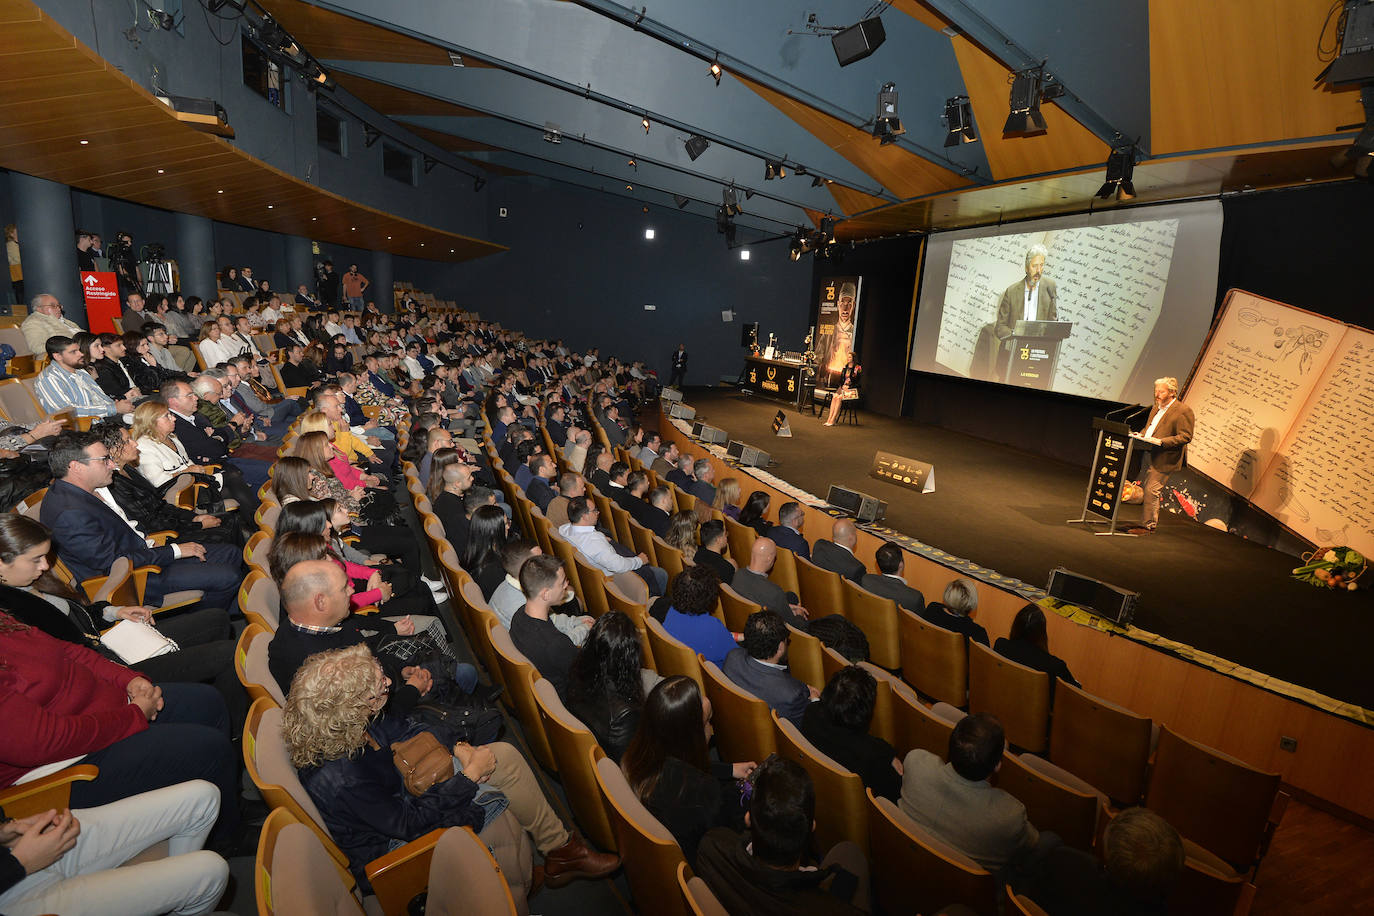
683,389,1374,712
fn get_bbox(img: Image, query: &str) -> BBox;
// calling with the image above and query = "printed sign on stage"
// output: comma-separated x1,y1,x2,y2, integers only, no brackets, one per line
1086,429,1130,519
870,450,935,493
815,275,862,383
81,271,121,334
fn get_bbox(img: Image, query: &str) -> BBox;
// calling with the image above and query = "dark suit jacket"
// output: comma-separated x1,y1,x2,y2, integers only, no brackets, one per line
730,567,806,631
609,485,639,513
693,547,735,586
993,636,1080,696
811,540,864,581
995,277,1058,343
628,499,665,535
689,480,717,508
721,648,810,726
766,524,811,562
92,358,135,399
172,412,230,463
1142,399,1194,473
859,573,925,614
433,491,470,556
526,477,556,514
40,479,179,582
917,602,989,646
665,469,693,489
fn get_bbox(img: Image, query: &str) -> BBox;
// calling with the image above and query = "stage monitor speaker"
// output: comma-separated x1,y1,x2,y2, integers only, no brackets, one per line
692,421,730,444
727,440,771,468
669,402,696,422
772,410,792,438
832,17,886,67
1046,567,1139,628
826,484,887,523
661,387,684,403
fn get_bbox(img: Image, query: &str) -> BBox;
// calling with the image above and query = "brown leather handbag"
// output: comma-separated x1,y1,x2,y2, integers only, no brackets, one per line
391,732,454,796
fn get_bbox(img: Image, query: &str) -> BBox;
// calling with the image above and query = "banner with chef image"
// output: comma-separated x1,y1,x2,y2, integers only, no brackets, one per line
815,276,862,385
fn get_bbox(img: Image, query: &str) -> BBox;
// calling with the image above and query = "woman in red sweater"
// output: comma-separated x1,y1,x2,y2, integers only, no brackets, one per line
0,613,239,846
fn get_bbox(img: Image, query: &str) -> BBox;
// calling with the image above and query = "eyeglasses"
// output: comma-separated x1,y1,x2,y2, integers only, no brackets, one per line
75,455,116,465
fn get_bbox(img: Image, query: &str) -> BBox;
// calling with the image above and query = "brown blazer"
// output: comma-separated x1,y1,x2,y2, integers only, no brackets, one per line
1145,399,1194,473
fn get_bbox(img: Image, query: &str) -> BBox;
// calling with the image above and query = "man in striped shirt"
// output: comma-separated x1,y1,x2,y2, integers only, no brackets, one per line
34,335,131,419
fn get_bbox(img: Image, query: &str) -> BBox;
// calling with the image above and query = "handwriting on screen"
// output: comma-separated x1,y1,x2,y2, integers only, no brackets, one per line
935,220,1178,400
1185,291,1374,557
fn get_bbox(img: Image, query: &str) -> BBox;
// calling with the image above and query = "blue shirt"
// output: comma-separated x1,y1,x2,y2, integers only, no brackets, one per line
664,607,738,669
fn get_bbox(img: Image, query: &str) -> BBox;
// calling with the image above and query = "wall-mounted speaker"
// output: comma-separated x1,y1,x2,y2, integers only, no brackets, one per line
832,17,886,67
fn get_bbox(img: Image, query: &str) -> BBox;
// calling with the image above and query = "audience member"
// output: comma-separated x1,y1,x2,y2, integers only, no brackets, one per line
509,554,580,697
559,496,667,596
20,293,81,355
765,501,810,561
566,612,652,762
34,336,129,419
722,610,818,726
688,458,716,505
693,519,736,584
635,485,673,537
859,543,926,614
1025,807,1184,916
712,476,741,519
917,578,989,645
732,538,810,631
663,565,736,668
994,604,1080,697
812,518,867,582
737,490,771,537
801,665,901,801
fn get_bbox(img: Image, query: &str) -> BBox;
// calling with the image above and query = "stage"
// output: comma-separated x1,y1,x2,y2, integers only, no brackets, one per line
680,388,1374,714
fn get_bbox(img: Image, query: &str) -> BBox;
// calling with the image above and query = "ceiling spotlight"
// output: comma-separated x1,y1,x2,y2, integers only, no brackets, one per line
625,184,634,191
709,56,723,85
156,168,165,174
943,96,977,147
1096,143,1138,201
715,205,737,247
872,82,904,145
739,249,750,261
812,175,825,187
673,194,690,209
645,228,656,240
79,139,89,145
764,159,787,180
364,125,382,147
722,186,742,216
543,128,562,144
641,116,651,133
789,227,815,261
1003,64,1062,138
819,215,836,244
627,158,637,168
744,189,755,200
684,135,711,161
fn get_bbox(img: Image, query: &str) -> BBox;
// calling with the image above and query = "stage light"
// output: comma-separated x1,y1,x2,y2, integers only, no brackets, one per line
1331,84,1374,180
364,125,381,147
673,194,690,209
744,189,755,200
812,175,825,187
709,56,723,85
722,186,742,216
1096,143,1138,201
645,228,656,240
819,215,836,244
543,128,562,144
716,206,737,247
627,158,636,168
625,184,634,191
788,227,814,261
641,116,651,133
1003,65,1061,137
739,249,750,261
870,82,905,146
684,135,710,161
764,159,786,180
943,96,977,147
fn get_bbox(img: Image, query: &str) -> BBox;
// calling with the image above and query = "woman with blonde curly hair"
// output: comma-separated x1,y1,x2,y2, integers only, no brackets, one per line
664,510,699,562
283,642,619,897
712,476,741,521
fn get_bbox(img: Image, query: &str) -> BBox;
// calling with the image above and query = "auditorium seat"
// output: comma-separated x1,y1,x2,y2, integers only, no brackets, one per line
422,824,522,916
774,711,870,856
841,579,901,670
1048,680,1154,808
701,658,778,763
888,674,957,760
716,581,761,631
968,640,1050,754
821,642,852,684
1146,725,1284,874
768,544,800,596
628,516,658,565
794,555,845,618
994,753,1103,852
244,530,272,576
653,534,686,582
645,616,704,691
0,764,98,820
867,790,998,916
592,748,693,916
546,528,587,609
254,807,361,916
239,568,280,631
489,623,557,772
533,678,617,852
571,550,612,618
898,606,969,708
609,502,634,548
604,578,655,666
529,510,555,557
677,861,728,916
235,622,284,707
1006,887,1052,916
723,516,757,569
786,623,826,692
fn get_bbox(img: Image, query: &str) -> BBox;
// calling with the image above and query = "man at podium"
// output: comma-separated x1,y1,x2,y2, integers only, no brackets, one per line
1129,376,1194,535
994,244,1058,347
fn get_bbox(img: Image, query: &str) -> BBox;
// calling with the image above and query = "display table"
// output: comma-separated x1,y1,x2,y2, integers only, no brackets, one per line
742,355,806,406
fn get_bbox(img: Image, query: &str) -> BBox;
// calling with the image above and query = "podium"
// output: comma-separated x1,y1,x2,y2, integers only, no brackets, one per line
1068,417,1150,536
1003,319,1073,388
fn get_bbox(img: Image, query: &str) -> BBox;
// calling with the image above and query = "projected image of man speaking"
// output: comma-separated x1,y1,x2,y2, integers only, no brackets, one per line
989,244,1059,380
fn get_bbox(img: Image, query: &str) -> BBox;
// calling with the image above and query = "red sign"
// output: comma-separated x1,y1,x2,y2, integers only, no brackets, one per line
81,271,121,333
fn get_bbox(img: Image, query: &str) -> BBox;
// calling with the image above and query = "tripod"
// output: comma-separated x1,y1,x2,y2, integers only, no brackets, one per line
143,259,174,295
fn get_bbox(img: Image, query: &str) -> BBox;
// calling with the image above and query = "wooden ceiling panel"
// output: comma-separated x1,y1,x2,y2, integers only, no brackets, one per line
827,184,890,216
951,35,1111,182
333,73,489,118
0,2,503,263
888,0,953,33
737,75,973,200
1149,0,1365,155
255,0,451,65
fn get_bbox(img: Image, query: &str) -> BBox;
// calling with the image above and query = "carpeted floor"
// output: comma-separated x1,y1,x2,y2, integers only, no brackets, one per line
681,388,1374,711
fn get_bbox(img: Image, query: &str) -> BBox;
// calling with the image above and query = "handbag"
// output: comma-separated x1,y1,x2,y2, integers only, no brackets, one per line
391,731,454,796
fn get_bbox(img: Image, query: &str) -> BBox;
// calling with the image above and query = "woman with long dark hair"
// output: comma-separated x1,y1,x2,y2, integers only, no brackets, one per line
736,490,771,537
994,604,1080,699
462,504,510,600
0,513,242,729
620,676,754,866
565,612,648,762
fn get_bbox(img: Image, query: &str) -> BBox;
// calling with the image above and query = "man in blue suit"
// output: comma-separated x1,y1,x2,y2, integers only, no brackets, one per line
40,431,244,611
765,501,811,561
721,610,818,727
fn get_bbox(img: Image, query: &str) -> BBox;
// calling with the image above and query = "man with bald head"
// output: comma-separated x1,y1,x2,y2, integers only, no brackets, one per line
731,537,810,631
811,517,866,583
266,559,478,710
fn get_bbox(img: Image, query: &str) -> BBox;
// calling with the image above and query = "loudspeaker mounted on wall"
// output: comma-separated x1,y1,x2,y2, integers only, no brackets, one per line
832,17,887,67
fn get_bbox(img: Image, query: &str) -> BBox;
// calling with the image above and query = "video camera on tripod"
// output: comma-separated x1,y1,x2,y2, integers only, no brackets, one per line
139,242,174,295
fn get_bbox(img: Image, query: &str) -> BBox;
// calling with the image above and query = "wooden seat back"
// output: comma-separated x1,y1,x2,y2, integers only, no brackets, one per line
968,641,1051,754
1049,680,1153,807
898,607,968,707
700,659,778,763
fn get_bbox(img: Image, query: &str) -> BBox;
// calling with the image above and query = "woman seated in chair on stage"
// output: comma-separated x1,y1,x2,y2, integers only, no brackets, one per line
282,644,619,895
824,355,861,428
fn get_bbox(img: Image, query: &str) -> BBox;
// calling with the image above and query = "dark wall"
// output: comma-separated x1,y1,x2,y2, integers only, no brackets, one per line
855,181,1374,468
808,236,923,417
433,179,813,386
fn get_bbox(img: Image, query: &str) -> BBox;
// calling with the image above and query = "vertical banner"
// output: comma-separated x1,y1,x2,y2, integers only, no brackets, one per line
81,271,121,333
815,276,862,383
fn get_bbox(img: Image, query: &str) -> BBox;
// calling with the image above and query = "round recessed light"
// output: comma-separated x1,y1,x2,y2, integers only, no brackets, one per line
217,189,223,194
450,248,454,253
267,204,273,209
156,168,165,174
386,236,392,240
311,217,316,221
351,227,356,231
419,242,424,247
79,139,89,145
